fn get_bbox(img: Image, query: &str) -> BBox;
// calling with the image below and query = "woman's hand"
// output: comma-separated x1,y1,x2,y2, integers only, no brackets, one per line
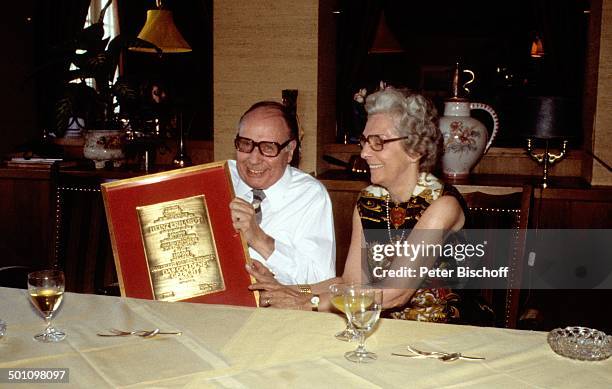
248,275,310,310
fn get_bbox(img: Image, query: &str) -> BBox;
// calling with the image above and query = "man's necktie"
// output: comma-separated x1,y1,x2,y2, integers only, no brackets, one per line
252,189,266,224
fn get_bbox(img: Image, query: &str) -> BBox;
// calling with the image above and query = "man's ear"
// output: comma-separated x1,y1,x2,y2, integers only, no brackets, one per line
284,140,297,163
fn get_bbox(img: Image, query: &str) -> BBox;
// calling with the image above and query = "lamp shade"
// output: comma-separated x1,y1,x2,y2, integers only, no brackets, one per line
368,11,403,54
129,9,191,53
530,36,545,58
519,96,578,139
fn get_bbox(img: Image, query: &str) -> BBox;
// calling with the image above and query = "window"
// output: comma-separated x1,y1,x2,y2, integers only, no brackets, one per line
70,0,120,90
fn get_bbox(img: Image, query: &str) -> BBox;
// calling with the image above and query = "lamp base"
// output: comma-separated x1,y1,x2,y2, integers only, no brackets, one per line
525,138,568,188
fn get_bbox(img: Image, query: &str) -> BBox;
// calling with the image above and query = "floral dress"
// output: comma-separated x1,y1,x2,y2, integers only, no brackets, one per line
357,173,468,323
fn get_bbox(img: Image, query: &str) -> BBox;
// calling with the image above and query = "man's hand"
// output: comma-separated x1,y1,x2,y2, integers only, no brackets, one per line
229,197,275,258
245,260,276,283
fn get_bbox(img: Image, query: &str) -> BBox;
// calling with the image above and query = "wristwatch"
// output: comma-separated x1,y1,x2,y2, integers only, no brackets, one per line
310,294,320,312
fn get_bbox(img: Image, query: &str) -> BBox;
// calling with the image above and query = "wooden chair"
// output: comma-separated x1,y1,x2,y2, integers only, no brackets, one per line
50,162,119,295
0,265,35,289
457,185,532,328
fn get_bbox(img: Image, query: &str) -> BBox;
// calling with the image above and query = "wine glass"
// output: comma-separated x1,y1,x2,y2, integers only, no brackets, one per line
343,285,383,363
329,283,360,342
27,270,66,342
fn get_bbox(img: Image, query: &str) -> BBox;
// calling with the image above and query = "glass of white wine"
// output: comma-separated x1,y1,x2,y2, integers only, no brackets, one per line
343,285,382,363
27,270,66,342
329,283,360,342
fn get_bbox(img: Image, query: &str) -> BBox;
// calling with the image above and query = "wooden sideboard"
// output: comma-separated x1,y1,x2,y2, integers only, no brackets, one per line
0,167,53,271
0,164,171,293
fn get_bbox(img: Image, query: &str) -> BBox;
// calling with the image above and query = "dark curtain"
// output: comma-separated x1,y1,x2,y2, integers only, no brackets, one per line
336,0,383,142
533,0,585,99
34,0,90,130
496,0,585,144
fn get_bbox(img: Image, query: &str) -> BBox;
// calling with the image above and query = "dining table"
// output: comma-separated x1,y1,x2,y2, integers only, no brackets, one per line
0,286,610,388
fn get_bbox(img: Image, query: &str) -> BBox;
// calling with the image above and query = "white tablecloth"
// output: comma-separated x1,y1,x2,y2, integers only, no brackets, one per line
0,287,610,388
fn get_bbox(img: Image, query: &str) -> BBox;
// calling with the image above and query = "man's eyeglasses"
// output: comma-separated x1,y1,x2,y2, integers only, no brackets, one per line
234,136,293,157
359,135,410,151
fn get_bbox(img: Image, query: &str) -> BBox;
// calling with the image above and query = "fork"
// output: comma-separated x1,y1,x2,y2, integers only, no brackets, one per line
406,345,447,357
391,345,485,361
96,328,182,337
113,328,182,336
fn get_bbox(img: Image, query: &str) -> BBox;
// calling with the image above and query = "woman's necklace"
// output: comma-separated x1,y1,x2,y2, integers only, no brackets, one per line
386,194,407,243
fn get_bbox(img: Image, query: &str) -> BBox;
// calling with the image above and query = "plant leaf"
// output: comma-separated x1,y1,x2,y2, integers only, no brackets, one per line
75,23,105,51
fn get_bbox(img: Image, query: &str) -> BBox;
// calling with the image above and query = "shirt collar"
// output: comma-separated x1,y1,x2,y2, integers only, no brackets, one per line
260,166,292,208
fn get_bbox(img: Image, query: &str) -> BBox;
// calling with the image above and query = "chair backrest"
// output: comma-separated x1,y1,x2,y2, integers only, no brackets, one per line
0,266,35,289
457,185,532,328
50,162,119,295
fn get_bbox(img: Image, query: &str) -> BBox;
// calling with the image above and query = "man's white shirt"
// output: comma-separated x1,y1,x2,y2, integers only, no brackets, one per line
229,160,336,284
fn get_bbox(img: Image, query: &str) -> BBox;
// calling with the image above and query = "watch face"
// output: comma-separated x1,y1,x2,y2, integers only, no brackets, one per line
311,295,320,304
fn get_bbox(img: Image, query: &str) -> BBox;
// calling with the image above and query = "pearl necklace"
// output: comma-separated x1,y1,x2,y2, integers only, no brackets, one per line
385,194,407,244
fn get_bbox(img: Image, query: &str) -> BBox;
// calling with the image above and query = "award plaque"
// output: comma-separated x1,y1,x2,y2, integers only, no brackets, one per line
101,161,257,306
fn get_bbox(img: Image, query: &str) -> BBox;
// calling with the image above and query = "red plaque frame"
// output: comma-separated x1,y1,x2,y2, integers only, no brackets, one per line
101,161,257,307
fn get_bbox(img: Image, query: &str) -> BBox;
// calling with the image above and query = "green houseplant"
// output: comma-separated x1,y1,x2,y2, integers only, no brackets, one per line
55,0,160,134
50,0,160,167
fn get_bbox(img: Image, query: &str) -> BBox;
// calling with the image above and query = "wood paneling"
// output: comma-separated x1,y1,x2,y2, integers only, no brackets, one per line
213,0,337,175
322,144,587,178
0,168,53,270
589,0,612,185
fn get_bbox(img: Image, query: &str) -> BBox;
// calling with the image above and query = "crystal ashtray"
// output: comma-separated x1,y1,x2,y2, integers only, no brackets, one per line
547,326,612,361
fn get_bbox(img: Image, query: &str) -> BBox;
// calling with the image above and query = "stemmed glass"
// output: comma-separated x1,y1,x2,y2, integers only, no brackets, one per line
27,270,66,342
329,283,360,342
343,285,383,363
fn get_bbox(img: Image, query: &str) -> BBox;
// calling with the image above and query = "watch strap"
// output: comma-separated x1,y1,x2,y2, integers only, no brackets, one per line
297,284,312,295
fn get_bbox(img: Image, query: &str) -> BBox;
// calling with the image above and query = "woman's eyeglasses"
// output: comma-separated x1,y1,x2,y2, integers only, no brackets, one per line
359,135,410,151
234,136,293,157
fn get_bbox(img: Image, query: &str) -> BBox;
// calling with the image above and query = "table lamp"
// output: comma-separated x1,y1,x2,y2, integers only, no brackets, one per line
521,96,577,188
129,0,191,54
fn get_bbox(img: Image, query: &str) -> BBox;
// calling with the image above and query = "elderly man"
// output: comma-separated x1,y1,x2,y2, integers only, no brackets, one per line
228,101,336,285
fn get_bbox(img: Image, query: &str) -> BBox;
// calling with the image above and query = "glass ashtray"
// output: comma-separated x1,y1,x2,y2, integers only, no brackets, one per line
547,326,612,361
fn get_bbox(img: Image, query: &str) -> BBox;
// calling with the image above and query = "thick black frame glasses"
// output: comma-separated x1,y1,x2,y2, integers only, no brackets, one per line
234,135,293,157
359,135,410,151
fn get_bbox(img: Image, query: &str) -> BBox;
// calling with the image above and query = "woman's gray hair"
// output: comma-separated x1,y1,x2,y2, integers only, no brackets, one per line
364,87,441,172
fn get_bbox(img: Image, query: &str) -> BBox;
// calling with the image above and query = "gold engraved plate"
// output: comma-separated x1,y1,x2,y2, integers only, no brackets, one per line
136,195,225,301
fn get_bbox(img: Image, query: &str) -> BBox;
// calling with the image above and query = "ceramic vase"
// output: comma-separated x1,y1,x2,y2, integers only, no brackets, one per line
83,130,125,169
439,100,499,179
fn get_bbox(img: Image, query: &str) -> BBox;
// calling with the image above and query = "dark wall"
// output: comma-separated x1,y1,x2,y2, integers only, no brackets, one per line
0,2,37,156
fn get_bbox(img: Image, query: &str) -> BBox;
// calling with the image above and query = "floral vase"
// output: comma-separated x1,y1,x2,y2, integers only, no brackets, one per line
439,100,499,179
83,130,125,169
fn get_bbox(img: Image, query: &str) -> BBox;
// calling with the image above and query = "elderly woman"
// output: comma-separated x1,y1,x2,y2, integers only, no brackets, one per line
248,87,468,322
